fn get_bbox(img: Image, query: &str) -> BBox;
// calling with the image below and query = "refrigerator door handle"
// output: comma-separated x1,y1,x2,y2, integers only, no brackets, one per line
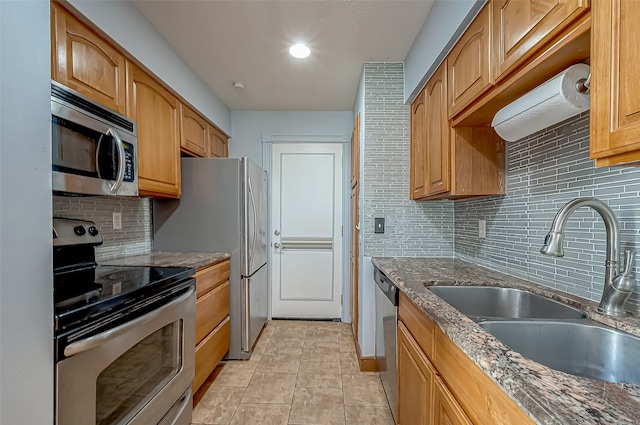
241,277,250,352
248,178,258,272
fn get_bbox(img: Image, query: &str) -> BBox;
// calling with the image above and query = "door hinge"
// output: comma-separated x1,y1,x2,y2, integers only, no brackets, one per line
341,295,343,305
341,226,343,237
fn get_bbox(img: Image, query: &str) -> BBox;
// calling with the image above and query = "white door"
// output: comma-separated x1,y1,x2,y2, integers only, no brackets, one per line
271,143,343,318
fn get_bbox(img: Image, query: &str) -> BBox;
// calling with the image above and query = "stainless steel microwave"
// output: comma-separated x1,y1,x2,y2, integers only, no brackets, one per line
51,81,138,196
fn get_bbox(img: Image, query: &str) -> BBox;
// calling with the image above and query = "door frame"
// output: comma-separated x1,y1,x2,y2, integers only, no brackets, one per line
262,133,351,321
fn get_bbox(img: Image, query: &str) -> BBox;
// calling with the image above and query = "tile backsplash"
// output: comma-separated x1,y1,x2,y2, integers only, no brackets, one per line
362,63,454,257
53,195,152,261
455,112,640,312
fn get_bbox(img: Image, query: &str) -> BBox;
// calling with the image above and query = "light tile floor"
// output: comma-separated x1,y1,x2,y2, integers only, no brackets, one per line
191,320,395,425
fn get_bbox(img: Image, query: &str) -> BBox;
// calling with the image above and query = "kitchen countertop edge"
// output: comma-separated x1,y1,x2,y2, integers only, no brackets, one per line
104,251,231,270
372,256,640,425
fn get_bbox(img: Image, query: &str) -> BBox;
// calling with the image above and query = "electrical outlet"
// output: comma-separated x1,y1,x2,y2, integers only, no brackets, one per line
113,212,122,230
478,219,486,239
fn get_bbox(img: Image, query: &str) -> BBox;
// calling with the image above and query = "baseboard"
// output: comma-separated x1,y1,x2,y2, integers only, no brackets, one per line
354,335,378,372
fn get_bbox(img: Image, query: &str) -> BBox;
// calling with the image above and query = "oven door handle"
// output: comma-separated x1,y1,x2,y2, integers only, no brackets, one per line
63,286,195,358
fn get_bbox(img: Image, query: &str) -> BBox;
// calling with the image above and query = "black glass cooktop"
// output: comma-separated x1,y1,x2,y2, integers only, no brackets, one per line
54,265,194,332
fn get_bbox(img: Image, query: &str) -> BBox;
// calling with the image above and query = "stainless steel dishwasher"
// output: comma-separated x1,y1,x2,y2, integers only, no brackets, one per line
374,267,399,421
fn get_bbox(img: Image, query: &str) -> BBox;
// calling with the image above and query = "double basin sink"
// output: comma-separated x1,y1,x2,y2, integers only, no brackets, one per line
427,286,640,385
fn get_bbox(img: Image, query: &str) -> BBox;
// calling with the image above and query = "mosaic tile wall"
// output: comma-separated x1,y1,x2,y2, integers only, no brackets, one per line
362,63,454,257
53,195,152,261
454,113,640,312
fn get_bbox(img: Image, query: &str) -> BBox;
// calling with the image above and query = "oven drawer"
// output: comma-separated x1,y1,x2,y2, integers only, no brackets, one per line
196,280,230,344
194,316,230,392
195,260,230,298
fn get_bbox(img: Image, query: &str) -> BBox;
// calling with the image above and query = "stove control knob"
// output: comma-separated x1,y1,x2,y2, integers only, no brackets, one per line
74,225,86,236
88,226,99,236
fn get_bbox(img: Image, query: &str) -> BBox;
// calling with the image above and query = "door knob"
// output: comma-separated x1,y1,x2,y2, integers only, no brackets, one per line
275,230,280,236
274,242,281,248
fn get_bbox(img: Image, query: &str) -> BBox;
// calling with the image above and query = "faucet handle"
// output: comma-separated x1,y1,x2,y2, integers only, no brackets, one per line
622,250,636,276
613,250,636,293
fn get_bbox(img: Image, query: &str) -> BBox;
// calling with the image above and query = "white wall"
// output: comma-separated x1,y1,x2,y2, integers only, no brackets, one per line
230,111,353,167
66,0,231,135
403,0,485,103
230,111,354,321
0,1,54,423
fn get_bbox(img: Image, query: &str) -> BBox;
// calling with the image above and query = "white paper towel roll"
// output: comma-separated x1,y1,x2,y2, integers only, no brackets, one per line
491,63,590,142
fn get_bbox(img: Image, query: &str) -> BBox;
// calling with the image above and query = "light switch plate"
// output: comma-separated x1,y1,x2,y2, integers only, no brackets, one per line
375,218,385,234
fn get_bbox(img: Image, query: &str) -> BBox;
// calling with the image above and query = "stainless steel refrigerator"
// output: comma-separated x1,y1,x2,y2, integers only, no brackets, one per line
153,157,268,360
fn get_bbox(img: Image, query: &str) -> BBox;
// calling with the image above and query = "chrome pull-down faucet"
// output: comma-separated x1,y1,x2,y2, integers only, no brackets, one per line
540,197,636,316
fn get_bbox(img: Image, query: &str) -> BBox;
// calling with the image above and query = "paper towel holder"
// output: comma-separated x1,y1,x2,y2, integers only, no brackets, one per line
491,63,591,142
576,73,591,94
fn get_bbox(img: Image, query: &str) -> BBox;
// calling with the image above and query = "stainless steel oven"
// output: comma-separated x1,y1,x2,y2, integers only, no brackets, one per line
51,81,138,196
56,286,195,425
53,218,195,425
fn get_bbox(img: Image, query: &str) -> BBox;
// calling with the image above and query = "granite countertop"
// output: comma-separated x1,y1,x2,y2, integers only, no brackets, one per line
105,251,230,270
372,257,640,425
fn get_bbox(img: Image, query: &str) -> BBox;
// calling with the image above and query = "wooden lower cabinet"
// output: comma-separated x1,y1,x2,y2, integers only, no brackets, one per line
398,293,535,425
398,321,435,425
194,317,230,392
193,260,231,393
433,378,472,425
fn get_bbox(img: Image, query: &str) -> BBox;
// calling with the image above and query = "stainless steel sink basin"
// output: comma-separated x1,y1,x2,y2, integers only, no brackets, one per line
427,286,587,320
479,320,640,384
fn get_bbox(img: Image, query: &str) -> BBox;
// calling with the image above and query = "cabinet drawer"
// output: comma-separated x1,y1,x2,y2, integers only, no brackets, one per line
196,281,229,345
194,316,230,392
195,260,230,298
398,292,435,360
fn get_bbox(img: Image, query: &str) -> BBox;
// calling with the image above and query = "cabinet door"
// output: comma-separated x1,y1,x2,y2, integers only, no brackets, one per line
448,4,492,118
492,0,590,82
208,125,229,158
51,3,126,114
181,105,208,157
433,378,473,425
425,62,450,197
126,62,181,198
410,90,427,200
398,321,435,425
591,0,640,165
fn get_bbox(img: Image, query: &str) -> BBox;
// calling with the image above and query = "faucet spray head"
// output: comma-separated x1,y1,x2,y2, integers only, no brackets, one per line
540,231,565,257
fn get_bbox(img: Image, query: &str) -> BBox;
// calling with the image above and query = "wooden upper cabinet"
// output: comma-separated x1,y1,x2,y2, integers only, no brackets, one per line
410,90,427,200
492,0,590,82
181,105,208,157
591,0,640,166
51,2,126,115
424,61,451,197
208,125,229,158
448,3,492,118
126,62,181,198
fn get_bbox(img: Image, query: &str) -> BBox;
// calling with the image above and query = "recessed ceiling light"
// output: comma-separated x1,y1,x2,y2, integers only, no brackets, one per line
233,82,245,89
289,43,310,59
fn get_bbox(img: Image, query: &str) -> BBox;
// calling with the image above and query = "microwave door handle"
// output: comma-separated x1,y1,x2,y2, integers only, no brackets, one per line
106,127,126,194
64,287,195,357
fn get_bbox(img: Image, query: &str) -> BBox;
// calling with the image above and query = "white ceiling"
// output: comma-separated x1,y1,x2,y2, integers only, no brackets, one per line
133,0,434,111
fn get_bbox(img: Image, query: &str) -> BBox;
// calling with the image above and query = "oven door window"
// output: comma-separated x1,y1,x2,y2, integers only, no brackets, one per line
95,321,182,425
